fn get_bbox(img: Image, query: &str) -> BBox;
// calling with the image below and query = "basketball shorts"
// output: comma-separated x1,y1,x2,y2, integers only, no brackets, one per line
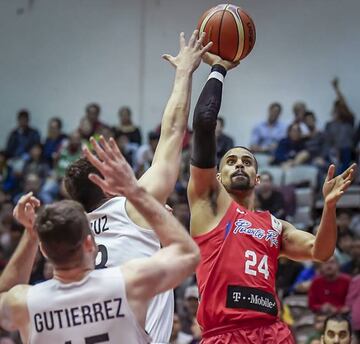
200,320,295,344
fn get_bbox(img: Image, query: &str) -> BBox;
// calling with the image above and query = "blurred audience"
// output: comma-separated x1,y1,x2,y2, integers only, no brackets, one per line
215,117,234,164
114,106,142,145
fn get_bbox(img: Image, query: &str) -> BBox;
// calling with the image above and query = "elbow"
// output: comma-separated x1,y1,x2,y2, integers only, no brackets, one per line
312,248,335,263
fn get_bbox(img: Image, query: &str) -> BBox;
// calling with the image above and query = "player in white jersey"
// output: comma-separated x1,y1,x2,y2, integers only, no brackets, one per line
0,139,200,344
63,30,212,343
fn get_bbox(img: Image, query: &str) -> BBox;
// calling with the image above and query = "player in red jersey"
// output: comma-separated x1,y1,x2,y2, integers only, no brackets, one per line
188,52,357,344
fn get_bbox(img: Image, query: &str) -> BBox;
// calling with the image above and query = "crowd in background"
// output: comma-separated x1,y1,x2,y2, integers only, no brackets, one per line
0,78,359,343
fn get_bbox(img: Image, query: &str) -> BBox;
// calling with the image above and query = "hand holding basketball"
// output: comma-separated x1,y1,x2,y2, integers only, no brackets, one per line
202,52,239,70
162,30,213,73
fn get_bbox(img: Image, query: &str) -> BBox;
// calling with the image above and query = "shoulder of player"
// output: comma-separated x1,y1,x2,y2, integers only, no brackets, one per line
1,285,30,329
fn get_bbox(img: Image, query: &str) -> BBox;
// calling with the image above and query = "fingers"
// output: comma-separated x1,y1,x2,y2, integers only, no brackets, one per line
341,163,357,181
108,137,122,160
98,136,116,161
179,32,186,50
200,41,213,55
195,31,206,49
90,137,108,163
83,145,104,172
188,29,198,48
162,54,176,67
325,164,336,182
88,173,109,193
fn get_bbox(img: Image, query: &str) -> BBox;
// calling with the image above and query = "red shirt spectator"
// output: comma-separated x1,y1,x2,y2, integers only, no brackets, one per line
308,256,351,314
346,275,360,332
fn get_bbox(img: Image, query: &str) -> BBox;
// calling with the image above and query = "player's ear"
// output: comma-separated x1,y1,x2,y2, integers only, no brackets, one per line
84,234,96,252
255,174,261,185
39,242,48,260
216,172,221,181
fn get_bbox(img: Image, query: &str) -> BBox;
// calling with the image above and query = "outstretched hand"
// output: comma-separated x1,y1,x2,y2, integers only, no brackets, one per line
83,136,139,198
162,30,213,73
13,192,41,239
202,52,240,71
322,163,357,207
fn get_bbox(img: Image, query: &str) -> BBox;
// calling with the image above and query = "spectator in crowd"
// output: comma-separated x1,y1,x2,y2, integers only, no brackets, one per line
308,256,351,314
170,313,193,344
346,275,360,342
325,78,355,173
335,231,353,265
0,152,16,194
291,262,319,294
180,285,199,335
22,144,49,184
341,236,360,276
354,122,360,164
135,130,160,177
78,103,105,139
215,117,234,164
304,111,327,167
43,117,67,166
5,109,41,159
115,133,139,167
272,123,309,167
276,257,303,297
250,102,287,154
190,318,202,344
256,171,286,219
292,101,310,137
306,311,327,344
337,210,354,234
320,314,352,344
54,131,82,179
114,106,142,145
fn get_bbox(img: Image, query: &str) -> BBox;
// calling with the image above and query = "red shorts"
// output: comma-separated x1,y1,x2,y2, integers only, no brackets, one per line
200,321,295,344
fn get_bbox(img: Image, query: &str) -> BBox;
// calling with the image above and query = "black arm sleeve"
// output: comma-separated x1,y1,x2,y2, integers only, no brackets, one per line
191,64,227,169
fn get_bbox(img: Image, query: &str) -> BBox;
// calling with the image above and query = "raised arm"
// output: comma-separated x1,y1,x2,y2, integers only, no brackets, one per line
281,163,356,261
136,30,212,204
0,193,40,331
83,138,199,303
0,193,39,292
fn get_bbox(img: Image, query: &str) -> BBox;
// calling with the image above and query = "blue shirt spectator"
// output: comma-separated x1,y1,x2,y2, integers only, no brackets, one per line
5,110,40,158
250,103,287,154
43,117,67,166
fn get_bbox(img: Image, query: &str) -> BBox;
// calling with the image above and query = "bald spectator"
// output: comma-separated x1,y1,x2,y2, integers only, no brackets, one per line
250,102,287,154
308,256,351,314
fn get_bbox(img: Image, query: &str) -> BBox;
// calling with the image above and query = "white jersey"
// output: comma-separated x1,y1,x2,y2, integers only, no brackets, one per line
27,267,150,344
87,196,174,344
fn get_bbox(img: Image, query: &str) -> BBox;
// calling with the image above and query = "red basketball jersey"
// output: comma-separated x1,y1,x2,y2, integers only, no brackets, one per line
194,201,283,337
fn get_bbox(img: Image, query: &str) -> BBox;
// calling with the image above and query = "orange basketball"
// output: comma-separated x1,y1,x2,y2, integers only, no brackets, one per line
197,4,256,62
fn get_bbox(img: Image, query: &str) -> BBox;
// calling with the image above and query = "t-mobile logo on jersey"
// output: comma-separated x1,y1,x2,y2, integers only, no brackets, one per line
233,292,242,302
226,286,278,316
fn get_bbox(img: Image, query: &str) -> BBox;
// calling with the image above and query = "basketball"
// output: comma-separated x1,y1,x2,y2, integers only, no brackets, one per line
197,4,256,62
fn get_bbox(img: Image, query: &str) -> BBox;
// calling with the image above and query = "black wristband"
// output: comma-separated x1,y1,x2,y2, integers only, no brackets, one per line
211,64,227,77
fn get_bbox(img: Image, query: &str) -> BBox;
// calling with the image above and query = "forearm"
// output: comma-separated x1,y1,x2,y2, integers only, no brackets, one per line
127,186,198,254
0,231,38,292
312,204,337,261
191,65,226,168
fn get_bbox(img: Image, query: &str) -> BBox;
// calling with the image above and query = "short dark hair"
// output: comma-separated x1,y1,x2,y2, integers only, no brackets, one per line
35,200,91,266
64,157,105,212
17,109,29,120
324,314,352,334
269,102,282,111
50,117,63,129
304,111,316,120
220,146,258,173
260,171,273,182
86,103,100,114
